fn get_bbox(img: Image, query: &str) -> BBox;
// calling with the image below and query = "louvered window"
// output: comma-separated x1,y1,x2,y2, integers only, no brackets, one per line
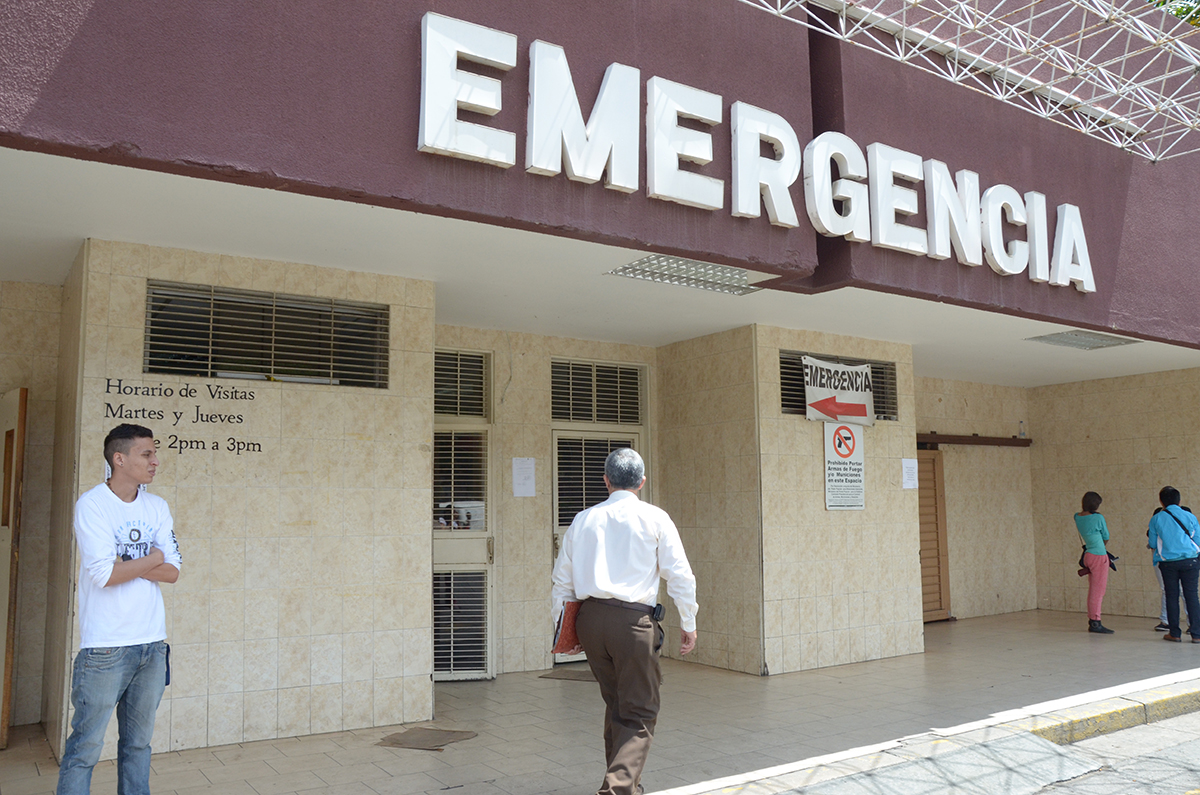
433,571,488,674
779,351,899,421
435,351,488,417
433,431,487,531
552,361,641,424
556,437,634,527
144,281,389,388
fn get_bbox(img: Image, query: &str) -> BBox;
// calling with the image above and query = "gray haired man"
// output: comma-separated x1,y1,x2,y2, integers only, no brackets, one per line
551,448,698,795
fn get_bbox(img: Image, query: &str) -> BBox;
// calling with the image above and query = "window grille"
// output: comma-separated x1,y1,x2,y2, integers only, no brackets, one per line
556,437,634,527
551,360,641,424
144,281,389,388
433,431,487,531
434,351,489,417
779,351,899,421
433,570,488,674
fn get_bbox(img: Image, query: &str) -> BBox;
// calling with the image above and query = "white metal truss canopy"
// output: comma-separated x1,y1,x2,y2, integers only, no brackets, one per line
739,0,1200,161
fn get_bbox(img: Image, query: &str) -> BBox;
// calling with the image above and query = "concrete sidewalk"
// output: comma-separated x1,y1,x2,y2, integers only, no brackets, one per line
660,670,1200,795
2,610,1200,795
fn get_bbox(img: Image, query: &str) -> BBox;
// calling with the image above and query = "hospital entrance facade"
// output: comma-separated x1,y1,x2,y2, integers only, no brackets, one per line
1,0,1199,762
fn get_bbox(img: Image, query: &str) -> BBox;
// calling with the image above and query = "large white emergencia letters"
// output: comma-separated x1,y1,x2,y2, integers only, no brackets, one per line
417,12,1096,294
1050,204,1094,292
924,160,982,267
731,102,802,228
1025,192,1052,284
526,40,640,192
647,77,724,211
419,13,517,168
803,132,870,243
980,184,1030,276
867,143,927,257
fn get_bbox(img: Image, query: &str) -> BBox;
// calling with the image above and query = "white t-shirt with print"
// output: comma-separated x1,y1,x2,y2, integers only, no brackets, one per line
74,483,182,649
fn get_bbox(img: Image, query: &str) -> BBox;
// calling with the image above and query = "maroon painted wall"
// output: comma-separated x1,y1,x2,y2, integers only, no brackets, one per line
0,0,816,278
797,34,1200,347
1,1,1198,345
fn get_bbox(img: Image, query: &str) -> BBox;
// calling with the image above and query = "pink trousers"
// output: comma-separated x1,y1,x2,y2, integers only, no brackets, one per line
1083,552,1109,621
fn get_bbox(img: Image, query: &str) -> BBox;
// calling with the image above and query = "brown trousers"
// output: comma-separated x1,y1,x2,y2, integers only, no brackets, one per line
576,600,663,795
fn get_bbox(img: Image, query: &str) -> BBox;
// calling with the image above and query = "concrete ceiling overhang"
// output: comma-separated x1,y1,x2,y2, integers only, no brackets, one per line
3,145,1199,389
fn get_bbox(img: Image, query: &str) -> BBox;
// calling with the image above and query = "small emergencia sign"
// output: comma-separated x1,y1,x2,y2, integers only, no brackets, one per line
825,422,865,511
803,356,874,427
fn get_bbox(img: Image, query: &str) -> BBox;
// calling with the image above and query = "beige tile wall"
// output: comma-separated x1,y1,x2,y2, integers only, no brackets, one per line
1029,369,1200,619
64,240,435,756
756,326,923,674
433,325,656,674
656,327,763,674
915,378,1037,619
0,279,61,727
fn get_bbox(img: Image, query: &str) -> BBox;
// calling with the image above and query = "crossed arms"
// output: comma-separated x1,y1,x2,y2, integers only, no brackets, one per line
105,548,179,586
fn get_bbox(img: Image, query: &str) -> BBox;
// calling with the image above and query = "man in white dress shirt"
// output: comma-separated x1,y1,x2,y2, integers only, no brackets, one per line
551,448,698,795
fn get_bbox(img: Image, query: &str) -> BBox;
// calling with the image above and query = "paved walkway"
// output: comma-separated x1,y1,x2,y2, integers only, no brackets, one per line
1045,709,1200,793
2,610,1199,795
662,661,1200,794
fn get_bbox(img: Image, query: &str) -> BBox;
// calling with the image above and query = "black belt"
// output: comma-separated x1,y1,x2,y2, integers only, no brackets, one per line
589,597,654,615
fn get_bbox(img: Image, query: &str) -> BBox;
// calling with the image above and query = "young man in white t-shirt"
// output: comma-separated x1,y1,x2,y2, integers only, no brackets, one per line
57,424,181,795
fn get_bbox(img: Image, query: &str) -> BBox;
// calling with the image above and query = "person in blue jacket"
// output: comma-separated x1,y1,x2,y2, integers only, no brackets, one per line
1148,486,1200,643
1149,503,1195,632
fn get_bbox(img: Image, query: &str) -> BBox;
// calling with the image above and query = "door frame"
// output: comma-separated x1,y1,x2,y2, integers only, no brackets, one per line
0,387,28,748
431,425,495,681
431,562,495,681
550,429,642,663
918,449,951,623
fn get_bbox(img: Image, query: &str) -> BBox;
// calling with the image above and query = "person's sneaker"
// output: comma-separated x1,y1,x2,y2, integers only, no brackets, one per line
1155,622,1170,631
1192,637,1200,644
1164,634,1182,642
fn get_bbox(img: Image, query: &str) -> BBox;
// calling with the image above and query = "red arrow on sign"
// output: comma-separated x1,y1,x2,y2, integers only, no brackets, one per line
808,396,868,419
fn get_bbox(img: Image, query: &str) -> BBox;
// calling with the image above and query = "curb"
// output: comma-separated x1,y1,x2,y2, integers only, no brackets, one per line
653,669,1200,795
1010,678,1200,744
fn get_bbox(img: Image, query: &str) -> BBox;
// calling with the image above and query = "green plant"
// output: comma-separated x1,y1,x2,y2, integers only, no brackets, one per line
1152,0,1200,27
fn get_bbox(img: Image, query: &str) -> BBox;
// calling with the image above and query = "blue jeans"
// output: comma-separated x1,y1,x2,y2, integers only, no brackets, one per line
57,642,167,795
1159,557,1200,640
1156,562,1192,627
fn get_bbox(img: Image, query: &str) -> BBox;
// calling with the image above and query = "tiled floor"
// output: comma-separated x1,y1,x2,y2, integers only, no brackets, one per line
3,610,1199,795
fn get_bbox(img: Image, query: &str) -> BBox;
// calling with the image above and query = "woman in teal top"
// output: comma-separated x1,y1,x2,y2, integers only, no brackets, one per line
1075,491,1113,634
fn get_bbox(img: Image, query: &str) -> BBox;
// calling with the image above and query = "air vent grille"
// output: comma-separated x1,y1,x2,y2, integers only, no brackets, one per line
1026,330,1140,350
551,361,641,425
144,281,388,388
609,255,764,296
433,570,488,674
435,351,489,417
